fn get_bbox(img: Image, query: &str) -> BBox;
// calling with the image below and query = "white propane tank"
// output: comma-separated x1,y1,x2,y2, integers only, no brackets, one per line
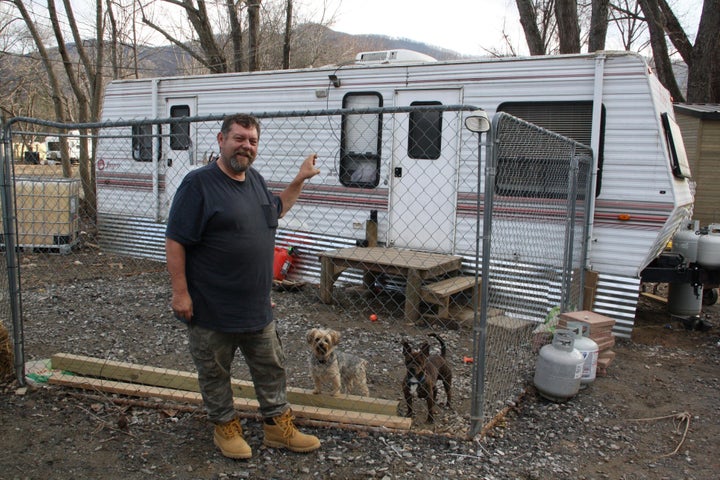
697,224,720,268
566,321,599,386
672,220,700,264
533,329,584,402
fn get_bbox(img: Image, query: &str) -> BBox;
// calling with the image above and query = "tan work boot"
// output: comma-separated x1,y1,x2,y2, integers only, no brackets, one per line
213,418,252,459
263,410,320,453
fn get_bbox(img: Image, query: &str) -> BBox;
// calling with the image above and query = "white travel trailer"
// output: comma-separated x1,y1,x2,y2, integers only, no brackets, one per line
95,50,694,336
45,130,81,164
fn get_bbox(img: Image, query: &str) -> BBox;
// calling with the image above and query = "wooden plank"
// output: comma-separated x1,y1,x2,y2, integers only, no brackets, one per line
51,353,397,416
583,270,599,309
487,314,534,332
47,373,411,430
640,291,668,303
559,310,616,335
421,276,480,319
422,276,480,298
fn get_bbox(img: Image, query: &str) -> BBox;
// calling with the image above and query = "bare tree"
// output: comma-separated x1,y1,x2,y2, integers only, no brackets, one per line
247,0,261,71
637,0,683,100
609,0,647,51
0,3,53,127
226,0,245,71
47,0,103,209
9,0,70,176
7,0,104,212
656,0,720,102
515,0,549,55
554,0,580,53
143,0,229,74
588,0,610,52
283,0,291,69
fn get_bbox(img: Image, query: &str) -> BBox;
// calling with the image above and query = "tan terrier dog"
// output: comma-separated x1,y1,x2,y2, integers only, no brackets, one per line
306,327,370,397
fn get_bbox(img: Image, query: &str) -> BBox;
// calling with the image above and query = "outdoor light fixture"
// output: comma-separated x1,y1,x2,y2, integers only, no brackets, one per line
464,109,491,133
328,74,341,88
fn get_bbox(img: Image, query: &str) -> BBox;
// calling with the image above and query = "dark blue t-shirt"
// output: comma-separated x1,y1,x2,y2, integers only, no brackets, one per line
165,162,282,332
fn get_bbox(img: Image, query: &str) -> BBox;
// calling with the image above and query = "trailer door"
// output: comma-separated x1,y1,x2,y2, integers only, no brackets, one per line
161,97,198,221
389,89,462,252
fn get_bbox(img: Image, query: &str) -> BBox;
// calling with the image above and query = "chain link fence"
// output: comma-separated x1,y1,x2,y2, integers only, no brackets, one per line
1,106,591,438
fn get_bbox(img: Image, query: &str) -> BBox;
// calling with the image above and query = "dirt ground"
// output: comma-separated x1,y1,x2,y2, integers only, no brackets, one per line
1,251,719,479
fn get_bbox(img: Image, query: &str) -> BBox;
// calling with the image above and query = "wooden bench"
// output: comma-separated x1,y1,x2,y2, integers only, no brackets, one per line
421,276,481,319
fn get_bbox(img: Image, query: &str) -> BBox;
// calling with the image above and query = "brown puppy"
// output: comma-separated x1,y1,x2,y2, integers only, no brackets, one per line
306,327,370,397
402,333,452,423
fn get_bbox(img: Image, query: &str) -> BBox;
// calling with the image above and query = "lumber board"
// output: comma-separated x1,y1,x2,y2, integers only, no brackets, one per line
47,372,411,430
640,292,668,303
50,353,397,416
422,276,480,298
487,314,534,332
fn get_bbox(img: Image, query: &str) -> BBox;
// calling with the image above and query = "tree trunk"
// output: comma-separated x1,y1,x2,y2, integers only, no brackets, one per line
588,0,610,52
248,0,261,71
283,0,292,69
226,0,244,72
185,0,228,73
661,0,720,103
637,0,684,102
106,0,120,79
554,0,580,53
515,0,546,55
13,0,68,169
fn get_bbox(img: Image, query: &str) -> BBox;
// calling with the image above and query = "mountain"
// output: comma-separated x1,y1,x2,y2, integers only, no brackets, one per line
117,24,471,79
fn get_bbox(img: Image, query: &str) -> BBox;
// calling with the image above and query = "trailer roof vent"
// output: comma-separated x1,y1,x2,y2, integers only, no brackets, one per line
355,49,437,64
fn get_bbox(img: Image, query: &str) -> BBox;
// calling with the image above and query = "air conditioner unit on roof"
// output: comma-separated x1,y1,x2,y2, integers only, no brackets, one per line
355,49,437,64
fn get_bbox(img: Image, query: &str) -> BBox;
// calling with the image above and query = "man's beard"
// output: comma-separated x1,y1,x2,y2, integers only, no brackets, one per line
228,152,254,173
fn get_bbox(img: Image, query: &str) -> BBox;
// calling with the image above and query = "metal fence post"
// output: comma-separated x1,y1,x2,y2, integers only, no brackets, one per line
1,123,25,386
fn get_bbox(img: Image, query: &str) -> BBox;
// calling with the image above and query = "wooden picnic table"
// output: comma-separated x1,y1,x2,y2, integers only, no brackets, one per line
318,246,463,322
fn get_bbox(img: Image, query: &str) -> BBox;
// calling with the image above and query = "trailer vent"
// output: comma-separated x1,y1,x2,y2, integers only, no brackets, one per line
355,49,437,64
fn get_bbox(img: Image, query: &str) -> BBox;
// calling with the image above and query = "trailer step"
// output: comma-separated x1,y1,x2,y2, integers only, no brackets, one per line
421,276,481,319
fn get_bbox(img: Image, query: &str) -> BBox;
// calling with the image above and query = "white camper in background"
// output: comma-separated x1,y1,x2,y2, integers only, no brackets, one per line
45,130,81,164
95,50,694,336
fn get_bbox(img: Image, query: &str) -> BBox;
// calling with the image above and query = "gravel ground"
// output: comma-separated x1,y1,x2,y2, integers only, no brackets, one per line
1,249,719,480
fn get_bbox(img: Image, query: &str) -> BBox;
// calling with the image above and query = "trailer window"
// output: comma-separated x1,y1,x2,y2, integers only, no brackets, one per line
340,93,382,188
408,101,442,160
132,125,153,162
170,105,191,151
497,101,604,197
661,112,691,179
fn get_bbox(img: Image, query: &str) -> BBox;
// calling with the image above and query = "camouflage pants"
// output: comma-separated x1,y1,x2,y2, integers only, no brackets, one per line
188,321,288,424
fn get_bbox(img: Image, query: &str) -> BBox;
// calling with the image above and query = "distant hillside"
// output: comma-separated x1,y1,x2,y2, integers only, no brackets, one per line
119,24,470,78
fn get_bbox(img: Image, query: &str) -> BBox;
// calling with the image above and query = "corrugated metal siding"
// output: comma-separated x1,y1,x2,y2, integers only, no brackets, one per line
97,214,167,262
592,273,642,338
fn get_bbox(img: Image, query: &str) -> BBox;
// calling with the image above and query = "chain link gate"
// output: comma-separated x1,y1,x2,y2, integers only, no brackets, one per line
469,112,593,436
1,106,591,438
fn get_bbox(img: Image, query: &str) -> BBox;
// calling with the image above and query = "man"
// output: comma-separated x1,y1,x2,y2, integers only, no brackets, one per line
165,113,321,459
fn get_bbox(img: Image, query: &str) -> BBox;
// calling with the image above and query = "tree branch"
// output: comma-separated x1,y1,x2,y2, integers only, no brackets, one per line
140,15,213,69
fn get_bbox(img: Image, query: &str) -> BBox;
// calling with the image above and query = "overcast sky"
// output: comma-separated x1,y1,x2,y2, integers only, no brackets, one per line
300,0,704,57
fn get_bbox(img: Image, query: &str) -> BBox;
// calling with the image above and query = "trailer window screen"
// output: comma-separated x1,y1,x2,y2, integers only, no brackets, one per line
408,101,442,159
661,112,691,179
498,101,595,144
170,105,191,151
497,101,604,196
340,93,382,188
132,125,153,162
